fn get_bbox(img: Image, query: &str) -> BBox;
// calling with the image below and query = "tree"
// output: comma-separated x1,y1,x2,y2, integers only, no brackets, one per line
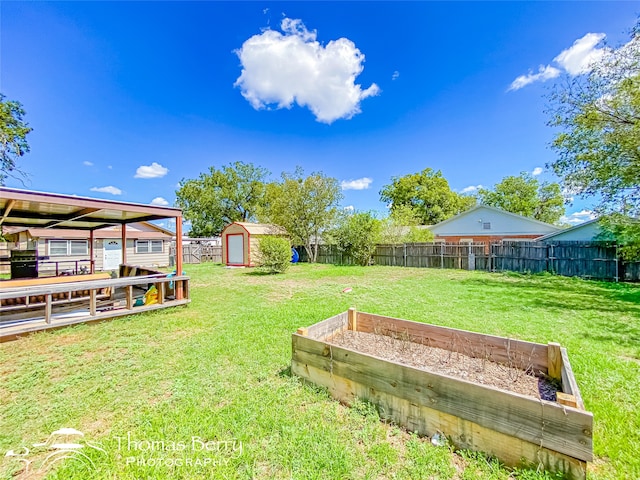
546,25,640,238
477,173,565,224
175,161,269,237
262,167,342,262
380,168,475,225
331,211,382,266
0,94,32,185
380,204,434,244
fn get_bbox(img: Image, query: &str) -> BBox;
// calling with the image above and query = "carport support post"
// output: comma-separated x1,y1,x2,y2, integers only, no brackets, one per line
175,216,184,300
89,230,95,273
121,223,127,265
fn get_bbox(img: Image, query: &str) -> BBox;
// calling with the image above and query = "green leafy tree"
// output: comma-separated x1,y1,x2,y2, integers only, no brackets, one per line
257,236,291,273
380,168,475,225
262,167,342,263
331,211,382,266
0,94,32,185
478,173,565,224
380,204,434,244
546,24,640,248
175,161,269,237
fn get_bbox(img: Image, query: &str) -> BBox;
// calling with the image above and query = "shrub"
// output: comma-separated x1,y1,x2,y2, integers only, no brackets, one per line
258,236,291,273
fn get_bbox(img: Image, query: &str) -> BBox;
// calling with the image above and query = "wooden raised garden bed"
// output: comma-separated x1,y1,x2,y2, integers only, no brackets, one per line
291,309,593,479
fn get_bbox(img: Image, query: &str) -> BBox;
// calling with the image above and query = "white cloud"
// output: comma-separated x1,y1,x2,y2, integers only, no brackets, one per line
343,205,355,212
234,18,380,124
134,162,169,179
108,165,113,169
461,184,483,194
508,65,561,91
150,197,169,206
83,161,93,166
392,71,400,80
341,177,373,190
532,167,543,176
554,33,606,75
509,32,606,90
90,186,122,195
561,209,597,225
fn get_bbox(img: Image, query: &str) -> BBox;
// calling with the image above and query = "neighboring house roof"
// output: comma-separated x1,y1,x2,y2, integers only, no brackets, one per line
429,205,560,236
3,222,173,240
226,222,288,236
537,218,609,242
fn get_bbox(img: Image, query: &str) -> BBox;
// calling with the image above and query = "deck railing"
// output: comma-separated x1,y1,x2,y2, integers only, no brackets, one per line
0,274,190,340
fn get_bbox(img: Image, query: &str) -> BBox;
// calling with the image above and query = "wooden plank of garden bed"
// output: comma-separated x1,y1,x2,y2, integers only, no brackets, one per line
291,360,587,480
305,311,348,339
292,334,593,462
356,312,548,373
561,347,585,410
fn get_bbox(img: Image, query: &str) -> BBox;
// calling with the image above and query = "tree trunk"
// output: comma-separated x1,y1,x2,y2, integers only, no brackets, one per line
304,242,315,263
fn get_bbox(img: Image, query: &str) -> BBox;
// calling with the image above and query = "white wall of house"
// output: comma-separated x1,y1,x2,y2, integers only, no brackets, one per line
122,239,170,269
540,221,603,242
430,205,559,236
35,238,170,274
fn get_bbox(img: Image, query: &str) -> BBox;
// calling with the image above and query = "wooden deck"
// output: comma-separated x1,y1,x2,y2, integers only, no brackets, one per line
0,274,190,342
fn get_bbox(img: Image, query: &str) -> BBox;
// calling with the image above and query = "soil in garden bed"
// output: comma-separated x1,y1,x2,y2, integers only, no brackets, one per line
329,330,558,400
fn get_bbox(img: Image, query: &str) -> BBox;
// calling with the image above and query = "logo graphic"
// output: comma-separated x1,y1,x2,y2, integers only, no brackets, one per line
4,428,106,477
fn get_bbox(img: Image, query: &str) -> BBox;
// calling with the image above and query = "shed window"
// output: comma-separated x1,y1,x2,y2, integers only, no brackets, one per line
136,240,163,254
482,222,491,230
49,240,88,256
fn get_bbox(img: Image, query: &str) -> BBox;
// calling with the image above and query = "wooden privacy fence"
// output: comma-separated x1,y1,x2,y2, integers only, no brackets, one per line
298,243,491,271
297,242,640,282
170,243,222,264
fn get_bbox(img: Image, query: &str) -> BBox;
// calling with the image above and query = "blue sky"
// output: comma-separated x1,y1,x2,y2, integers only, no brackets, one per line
1,2,636,229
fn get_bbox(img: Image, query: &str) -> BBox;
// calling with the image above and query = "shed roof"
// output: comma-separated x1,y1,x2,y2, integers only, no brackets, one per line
1,187,182,231
228,222,288,236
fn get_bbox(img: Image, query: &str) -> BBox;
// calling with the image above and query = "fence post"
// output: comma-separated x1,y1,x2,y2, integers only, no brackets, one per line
403,243,407,267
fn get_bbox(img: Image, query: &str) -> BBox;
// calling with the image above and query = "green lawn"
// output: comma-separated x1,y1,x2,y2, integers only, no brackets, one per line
1,264,639,479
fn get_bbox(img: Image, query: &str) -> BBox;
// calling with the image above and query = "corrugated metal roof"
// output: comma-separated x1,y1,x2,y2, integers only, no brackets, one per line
0,187,181,231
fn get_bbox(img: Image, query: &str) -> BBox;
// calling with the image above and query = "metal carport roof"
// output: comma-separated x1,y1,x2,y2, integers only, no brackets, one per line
0,187,182,231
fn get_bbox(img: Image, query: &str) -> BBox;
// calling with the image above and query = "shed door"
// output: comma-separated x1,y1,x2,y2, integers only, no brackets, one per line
103,240,122,271
227,234,244,265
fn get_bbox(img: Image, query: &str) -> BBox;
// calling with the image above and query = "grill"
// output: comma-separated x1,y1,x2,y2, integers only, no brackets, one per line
10,249,38,279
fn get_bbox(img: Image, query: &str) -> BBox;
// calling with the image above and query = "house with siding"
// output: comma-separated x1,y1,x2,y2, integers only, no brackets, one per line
536,218,608,242
3,222,173,275
429,205,561,251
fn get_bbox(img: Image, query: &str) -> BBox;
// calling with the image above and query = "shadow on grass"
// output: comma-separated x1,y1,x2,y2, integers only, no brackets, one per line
460,274,640,348
243,270,283,276
462,274,640,311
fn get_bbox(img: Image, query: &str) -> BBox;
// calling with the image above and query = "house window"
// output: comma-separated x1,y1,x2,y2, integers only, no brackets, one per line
49,240,88,256
482,222,491,230
136,240,163,254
